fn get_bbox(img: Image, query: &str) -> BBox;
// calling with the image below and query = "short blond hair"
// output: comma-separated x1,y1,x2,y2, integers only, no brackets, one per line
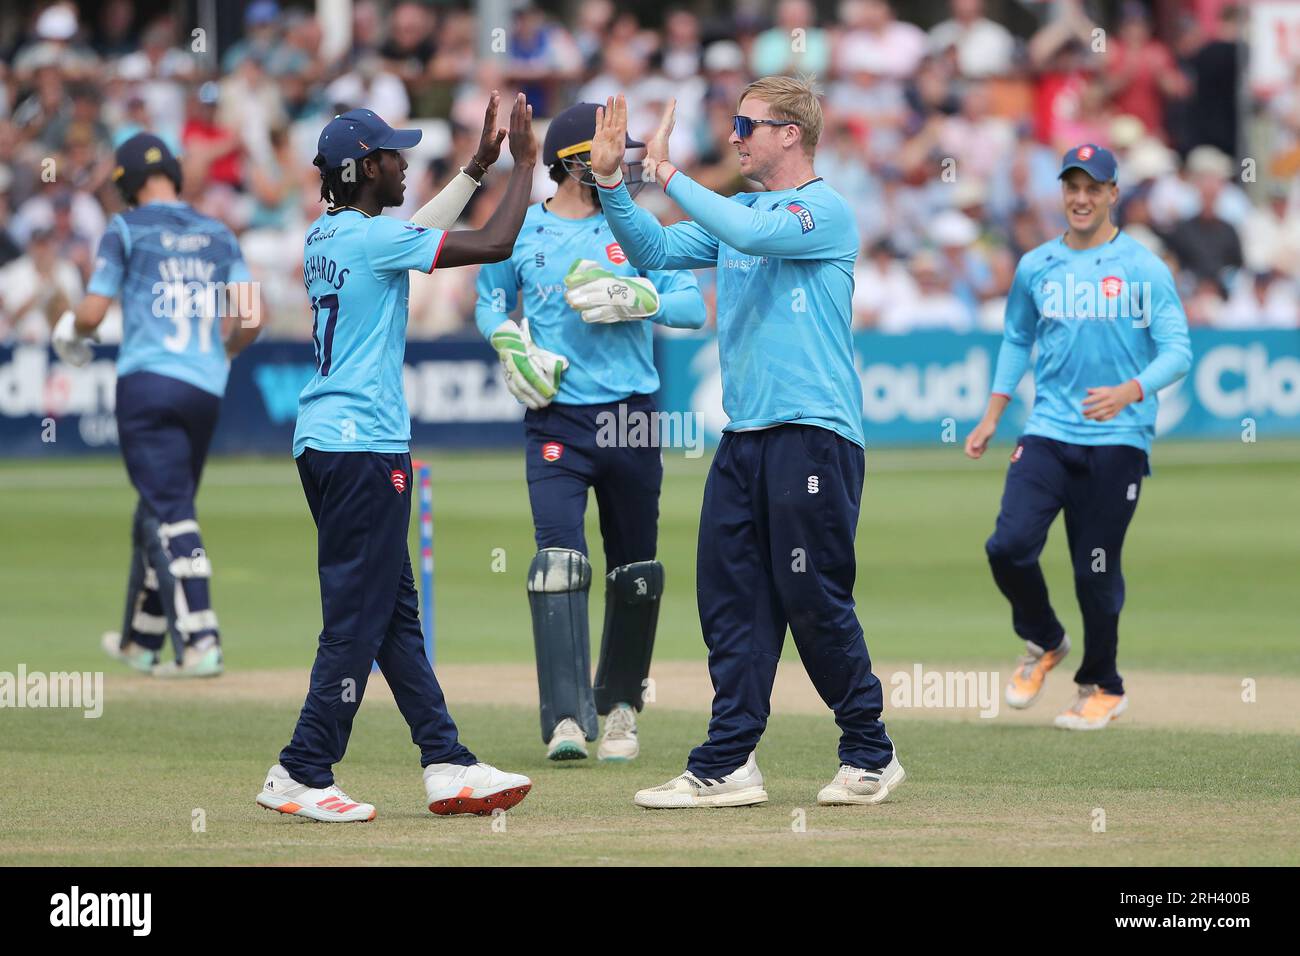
738,74,824,154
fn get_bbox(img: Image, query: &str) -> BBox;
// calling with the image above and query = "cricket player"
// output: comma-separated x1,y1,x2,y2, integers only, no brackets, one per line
964,144,1192,730
590,79,905,809
53,133,261,679
255,95,541,822
474,102,706,764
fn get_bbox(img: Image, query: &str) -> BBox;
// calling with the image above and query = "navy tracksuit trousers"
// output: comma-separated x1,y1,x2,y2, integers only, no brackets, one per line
985,435,1148,695
279,449,474,789
688,424,894,778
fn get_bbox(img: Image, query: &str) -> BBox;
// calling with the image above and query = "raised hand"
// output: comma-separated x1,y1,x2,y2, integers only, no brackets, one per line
590,95,627,178
644,98,676,179
507,92,537,166
472,90,507,172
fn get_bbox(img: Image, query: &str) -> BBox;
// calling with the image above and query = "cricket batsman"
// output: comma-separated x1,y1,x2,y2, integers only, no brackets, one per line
590,79,905,809
53,133,261,679
964,144,1192,730
255,95,540,822
475,102,705,763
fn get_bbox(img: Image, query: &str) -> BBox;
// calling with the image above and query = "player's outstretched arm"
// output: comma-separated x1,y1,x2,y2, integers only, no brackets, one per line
435,93,537,269
410,91,506,230
591,95,718,271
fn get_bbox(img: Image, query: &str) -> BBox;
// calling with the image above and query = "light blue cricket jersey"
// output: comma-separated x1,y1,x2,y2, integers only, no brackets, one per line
88,201,250,397
473,201,705,405
992,231,1193,454
599,173,863,446
293,208,447,457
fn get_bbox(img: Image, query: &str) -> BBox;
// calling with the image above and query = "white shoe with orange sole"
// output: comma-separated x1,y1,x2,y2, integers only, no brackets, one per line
255,764,376,822
423,761,532,816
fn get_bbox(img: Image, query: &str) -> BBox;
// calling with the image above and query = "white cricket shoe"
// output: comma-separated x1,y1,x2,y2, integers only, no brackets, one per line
598,703,639,762
546,716,589,761
100,631,158,673
255,764,376,822
634,751,768,809
817,755,906,806
152,636,223,678
424,761,532,816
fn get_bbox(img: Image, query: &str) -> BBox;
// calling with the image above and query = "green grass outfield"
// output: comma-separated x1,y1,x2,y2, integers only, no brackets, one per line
0,440,1297,865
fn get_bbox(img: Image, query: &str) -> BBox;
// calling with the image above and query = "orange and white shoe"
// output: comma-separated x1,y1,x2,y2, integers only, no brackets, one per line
423,761,532,816
1005,634,1071,709
1054,684,1128,730
255,764,376,822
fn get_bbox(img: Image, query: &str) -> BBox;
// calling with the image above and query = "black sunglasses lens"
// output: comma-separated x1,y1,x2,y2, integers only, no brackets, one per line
733,115,752,138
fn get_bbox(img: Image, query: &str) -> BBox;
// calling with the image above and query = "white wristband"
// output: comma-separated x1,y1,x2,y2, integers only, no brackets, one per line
593,168,624,188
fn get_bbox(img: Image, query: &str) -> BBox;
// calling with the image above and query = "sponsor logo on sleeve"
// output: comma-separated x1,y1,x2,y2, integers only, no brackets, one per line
786,202,815,233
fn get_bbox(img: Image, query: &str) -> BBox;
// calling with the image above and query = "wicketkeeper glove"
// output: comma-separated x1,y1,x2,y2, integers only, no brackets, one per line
490,318,570,410
563,259,660,324
52,310,95,368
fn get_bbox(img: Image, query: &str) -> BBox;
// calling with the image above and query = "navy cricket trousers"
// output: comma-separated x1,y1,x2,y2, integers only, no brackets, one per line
279,449,474,789
116,371,221,652
985,435,1149,695
689,424,894,778
523,394,662,569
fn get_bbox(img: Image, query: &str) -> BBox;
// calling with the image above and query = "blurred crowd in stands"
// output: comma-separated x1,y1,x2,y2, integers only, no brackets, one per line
0,0,1297,346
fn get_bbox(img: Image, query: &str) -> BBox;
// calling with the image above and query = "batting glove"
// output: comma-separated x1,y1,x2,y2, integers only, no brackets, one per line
52,310,95,368
490,318,569,410
563,259,660,324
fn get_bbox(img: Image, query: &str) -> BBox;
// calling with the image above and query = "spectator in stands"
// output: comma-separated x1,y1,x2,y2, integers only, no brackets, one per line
13,3,98,82
881,249,973,334
1219,270,1300,330
381,1,437,116
507,2,582,118
326,52,407,122
1163,147,1243,297
1183,3,1240,158
752,0,830,78
93,0,138,60
852,239,917,330
0,228,82,345
836,0,926,81
928,0,1015,80
1102,2,1187,143
0,175,26,270
1242,182,1300,277
221,0,282,73
661,9,703,82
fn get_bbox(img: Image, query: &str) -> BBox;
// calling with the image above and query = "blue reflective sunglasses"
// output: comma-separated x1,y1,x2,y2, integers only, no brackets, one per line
732,115,802,139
